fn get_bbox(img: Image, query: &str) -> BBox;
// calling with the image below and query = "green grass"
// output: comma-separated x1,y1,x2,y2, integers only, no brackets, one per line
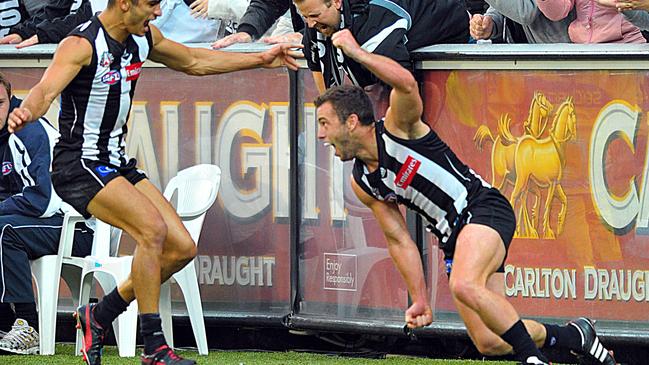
1,344,518,364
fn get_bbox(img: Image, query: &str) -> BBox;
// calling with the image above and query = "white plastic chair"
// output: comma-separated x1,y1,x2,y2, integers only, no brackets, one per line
73,164,221,357
30,209,86,355
159,164,221,356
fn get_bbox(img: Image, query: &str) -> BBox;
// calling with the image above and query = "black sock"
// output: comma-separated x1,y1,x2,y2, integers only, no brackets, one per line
543,323,582,351
500,320,548,362
13,302,39,332
140,313,166,355
93,288,130,329
0,303,15,332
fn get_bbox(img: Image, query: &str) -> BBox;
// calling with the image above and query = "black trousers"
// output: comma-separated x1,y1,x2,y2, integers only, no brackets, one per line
0,214,92,303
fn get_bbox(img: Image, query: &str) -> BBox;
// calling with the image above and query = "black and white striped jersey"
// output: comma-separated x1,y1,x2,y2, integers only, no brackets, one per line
352,120,490,245
55,15,152,166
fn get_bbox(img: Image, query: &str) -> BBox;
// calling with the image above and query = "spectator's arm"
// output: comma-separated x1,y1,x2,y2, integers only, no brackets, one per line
9,0,76,39
206,0,249,20
487,0,540,25
238,0,290,40
535,0,575,21
34,0,92,44
0,121,60,218
622,9,649,30
484,7,505,41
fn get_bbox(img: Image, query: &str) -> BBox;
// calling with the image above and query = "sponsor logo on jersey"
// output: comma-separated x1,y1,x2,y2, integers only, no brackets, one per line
95,165,117,177
101,70,121,85
125,62,143,81
395,156,421,189
2,162,13,175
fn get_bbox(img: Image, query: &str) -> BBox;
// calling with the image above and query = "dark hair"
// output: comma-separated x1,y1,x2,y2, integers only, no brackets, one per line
0,72,11,98
108,0,161,6
314,85,375,126
294,0,332,5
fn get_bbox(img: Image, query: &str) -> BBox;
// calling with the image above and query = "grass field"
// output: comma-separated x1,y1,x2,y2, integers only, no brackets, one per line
0,344,520,364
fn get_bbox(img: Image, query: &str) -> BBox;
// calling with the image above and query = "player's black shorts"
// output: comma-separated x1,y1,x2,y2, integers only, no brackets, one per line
440,187,516,275
51,153,147,219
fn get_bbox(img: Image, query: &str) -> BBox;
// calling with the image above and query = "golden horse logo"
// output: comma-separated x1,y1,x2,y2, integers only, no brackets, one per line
473,94,576,239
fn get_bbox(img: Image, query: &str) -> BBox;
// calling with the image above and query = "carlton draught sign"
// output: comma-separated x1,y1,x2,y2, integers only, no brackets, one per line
424,70,649,320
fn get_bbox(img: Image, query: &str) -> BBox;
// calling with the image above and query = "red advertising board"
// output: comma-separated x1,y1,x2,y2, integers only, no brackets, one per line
423,70,649,322
4,66,293,314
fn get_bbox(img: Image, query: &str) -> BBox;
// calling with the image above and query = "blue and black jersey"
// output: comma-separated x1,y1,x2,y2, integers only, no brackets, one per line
303,0,469,88
0,96,63,218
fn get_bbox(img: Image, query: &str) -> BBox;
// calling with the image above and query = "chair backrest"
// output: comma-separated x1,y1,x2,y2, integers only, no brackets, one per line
163,164,221,245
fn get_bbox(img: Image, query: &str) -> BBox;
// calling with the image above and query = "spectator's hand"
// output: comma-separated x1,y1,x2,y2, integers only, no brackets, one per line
15,35,39,49
8,107,32,133
261,32,303,45
189,0,209,18
212,32,252,49
0,33,23,45
260,43,303,71
615,0,649,10
596,0,620,8
331,29,363,60
405,301,433,329
470,14,494,40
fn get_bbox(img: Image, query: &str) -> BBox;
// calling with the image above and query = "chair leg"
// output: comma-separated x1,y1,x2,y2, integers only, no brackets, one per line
31,256,61,355
114,301,138,357
174,262,208,355
159,280,174,348
93,269,138,358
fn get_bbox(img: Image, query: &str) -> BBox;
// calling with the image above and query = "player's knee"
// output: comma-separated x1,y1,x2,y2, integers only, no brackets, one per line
170,235,197,267
137,218,168,251
448,276,481,308
178,238,197,264
473,336,510,356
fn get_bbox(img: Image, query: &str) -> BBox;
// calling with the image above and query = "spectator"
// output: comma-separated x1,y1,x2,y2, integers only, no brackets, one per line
152,0,293,44
211,0,305,49
598,0,649,31
0,72,93,355
614,0,649,10
0,0,94,48
536,0,649,43
296,0,469,91
152,0,221,43
470,0,574,43
0,1,30,39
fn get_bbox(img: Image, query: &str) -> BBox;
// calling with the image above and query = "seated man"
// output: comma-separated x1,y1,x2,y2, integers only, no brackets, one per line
0,72,93,354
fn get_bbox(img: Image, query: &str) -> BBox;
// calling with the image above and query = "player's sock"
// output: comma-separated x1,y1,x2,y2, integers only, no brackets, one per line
141,313,166,355
543,323,582,351
501,320,549,362
93,288,130,329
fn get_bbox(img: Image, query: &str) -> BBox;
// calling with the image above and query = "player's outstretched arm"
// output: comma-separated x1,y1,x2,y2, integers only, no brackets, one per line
331,29,422,131
8,36,91,132
351,179,431,328
148,25,302,76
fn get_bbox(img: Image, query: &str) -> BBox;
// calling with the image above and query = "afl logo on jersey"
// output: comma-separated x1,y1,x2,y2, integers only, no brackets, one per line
101,70,121,85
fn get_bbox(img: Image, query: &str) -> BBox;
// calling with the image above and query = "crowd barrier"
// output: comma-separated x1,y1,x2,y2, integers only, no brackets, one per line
2,42,648,344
